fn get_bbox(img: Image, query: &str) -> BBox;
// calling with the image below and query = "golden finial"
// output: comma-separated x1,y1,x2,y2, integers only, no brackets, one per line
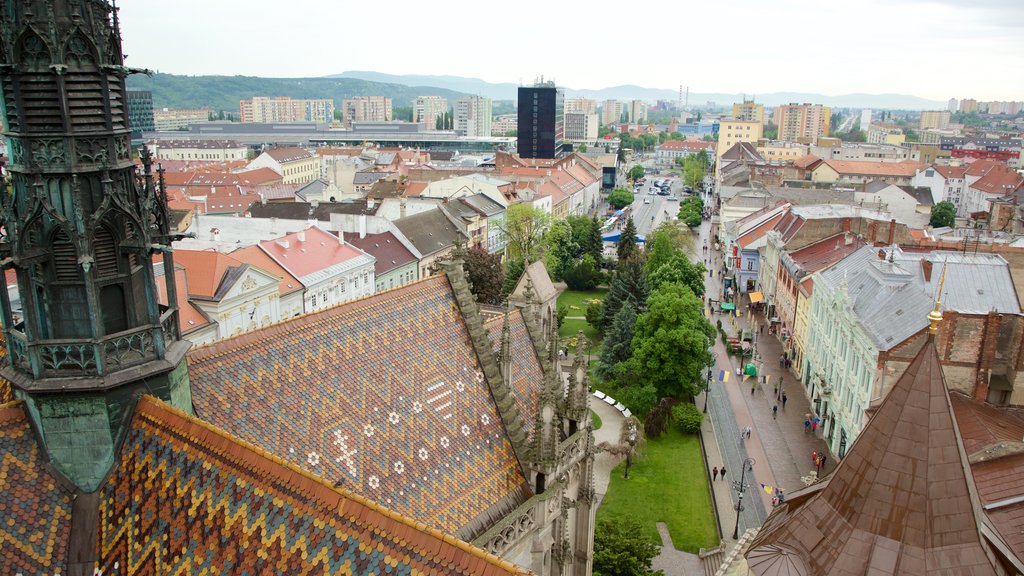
928,260,947,335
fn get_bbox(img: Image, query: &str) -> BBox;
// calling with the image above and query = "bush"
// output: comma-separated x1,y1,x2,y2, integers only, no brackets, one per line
672,403,704,434
556,305,568,328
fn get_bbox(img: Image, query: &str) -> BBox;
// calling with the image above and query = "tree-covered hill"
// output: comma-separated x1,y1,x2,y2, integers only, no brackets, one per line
126,73,468,113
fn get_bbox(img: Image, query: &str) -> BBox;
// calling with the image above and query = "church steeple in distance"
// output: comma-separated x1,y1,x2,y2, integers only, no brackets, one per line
0,0,192,491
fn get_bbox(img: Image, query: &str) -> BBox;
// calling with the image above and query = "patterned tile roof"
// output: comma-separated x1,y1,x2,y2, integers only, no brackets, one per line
97,395,532,576
186,275,530,534
0,333,11,404
0,401,73,574
485,309,545,443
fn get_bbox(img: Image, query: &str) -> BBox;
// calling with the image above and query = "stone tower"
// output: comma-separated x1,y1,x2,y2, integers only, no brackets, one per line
0,0,191,491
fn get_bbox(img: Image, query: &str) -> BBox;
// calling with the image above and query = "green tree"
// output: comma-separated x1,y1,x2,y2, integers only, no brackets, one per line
599,256,648,330
588,216,605,266
627,165,645,182
500,258,525,300
627,283,714,399
672,403,704,434
930,200,956,228
648,254,705,297
593,517,663,576
578,143,588,152
563,255,604,291
617,217,638,262
543,219,577,281
499,203,550,262
607,188,635,209
644,223,693,274
462,247,503,305
597,302,637,382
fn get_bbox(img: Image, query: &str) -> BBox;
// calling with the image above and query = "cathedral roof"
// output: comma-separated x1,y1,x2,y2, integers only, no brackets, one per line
186,275,531,535
0,401,73,575
746,333,1000,575
96,395,531,575
485,308,545,443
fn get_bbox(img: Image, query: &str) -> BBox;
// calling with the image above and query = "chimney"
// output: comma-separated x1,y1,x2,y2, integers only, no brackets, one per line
338,230,344,245
844,232,853,245
360,214,367,239
297,230,306,243
367,196,375,210
877,249,886,261
276,240,290,249
921,260,933,282
887,218,896,245
211,227,220,242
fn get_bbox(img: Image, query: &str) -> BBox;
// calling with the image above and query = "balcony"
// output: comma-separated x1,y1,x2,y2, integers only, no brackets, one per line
5,307,178,380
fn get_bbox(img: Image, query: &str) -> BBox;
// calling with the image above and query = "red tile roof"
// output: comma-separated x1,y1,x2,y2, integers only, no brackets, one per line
965,158,1006,178
96,395,532,575
347,231,417,276
970,165,1024,196
934,165,967,180
821,159,927,177
787,233,867,274
231,244,304,295
154,264,212,334
258,226,369,280
264,146,314,163
171,250,247,298
792,154,822,170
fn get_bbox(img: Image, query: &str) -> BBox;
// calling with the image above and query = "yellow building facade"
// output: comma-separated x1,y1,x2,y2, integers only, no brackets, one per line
717,120,763,160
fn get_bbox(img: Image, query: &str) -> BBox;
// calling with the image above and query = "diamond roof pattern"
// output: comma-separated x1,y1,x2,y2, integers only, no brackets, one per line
186,275,530,534
485,309,545,443
0,401,73,575
747,335,999,575
97,395,531,575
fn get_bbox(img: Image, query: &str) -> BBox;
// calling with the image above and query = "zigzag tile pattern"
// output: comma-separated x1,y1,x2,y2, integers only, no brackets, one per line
97,396,532,576
485,310,544,443
0,401,73,574
0,379,11,404
187,276,529,533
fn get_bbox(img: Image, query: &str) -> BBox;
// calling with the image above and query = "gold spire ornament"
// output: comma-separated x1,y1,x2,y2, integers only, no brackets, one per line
928,260,948,335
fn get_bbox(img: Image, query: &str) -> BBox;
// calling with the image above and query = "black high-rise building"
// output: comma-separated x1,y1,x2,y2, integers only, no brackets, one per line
517,81,567,159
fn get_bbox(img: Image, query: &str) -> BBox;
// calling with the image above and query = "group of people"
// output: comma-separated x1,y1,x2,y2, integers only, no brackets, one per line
811,451,828,473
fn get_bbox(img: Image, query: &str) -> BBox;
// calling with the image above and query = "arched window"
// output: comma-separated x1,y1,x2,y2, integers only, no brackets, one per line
48,229,90,339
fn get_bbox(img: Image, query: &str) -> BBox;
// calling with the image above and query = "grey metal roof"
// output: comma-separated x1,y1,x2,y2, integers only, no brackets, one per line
460,193,504,216
353,171,392,185
393,209,466,257
820,246,1020,350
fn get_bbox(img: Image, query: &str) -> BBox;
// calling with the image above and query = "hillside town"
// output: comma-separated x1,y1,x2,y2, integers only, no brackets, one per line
2,2,1024,576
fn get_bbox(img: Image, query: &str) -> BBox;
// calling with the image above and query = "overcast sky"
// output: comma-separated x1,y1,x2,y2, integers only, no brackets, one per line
118,0,1024,101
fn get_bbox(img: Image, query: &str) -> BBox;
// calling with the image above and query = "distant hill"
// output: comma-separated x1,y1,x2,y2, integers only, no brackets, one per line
332,71,520,101
125,73,469,112
334,72,946,110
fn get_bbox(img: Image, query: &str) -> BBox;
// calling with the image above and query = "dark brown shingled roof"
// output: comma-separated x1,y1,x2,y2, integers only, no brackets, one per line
746,331,1000,575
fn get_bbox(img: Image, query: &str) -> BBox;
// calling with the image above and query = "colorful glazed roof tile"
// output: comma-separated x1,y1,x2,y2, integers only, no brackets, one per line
747,331,1000,575
97,395,532,576
0,401,73,575
485,309,545,442
0,333,11,404
186,275,530,535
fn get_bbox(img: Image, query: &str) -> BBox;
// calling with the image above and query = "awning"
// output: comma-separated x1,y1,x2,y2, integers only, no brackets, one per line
749,291,764,303
721,302,736,311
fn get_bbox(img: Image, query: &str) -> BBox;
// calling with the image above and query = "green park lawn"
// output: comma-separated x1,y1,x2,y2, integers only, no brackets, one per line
591,410,603,431
557,289,607,342
596,428,718,553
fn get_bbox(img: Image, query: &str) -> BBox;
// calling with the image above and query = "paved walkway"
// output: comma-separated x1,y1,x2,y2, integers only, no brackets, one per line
691,215,834,554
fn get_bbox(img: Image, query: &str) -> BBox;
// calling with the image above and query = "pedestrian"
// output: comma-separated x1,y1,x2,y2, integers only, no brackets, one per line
811,451,818,463
811,420,818,434
760,324,765,335
745,426,752,439
773,405,778,419
782,393,788,409
772,496,779,508
773,384,778,398
720,466,726,481
820,454,827,471
804,420,811,434
779,354,785,369
712,466,719,481
751,383,756,396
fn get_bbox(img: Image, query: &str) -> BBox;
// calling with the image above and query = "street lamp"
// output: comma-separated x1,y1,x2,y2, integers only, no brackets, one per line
732,457,756,540
703,352,716,413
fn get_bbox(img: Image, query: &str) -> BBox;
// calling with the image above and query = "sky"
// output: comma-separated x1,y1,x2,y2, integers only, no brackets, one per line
118,0,1024,102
